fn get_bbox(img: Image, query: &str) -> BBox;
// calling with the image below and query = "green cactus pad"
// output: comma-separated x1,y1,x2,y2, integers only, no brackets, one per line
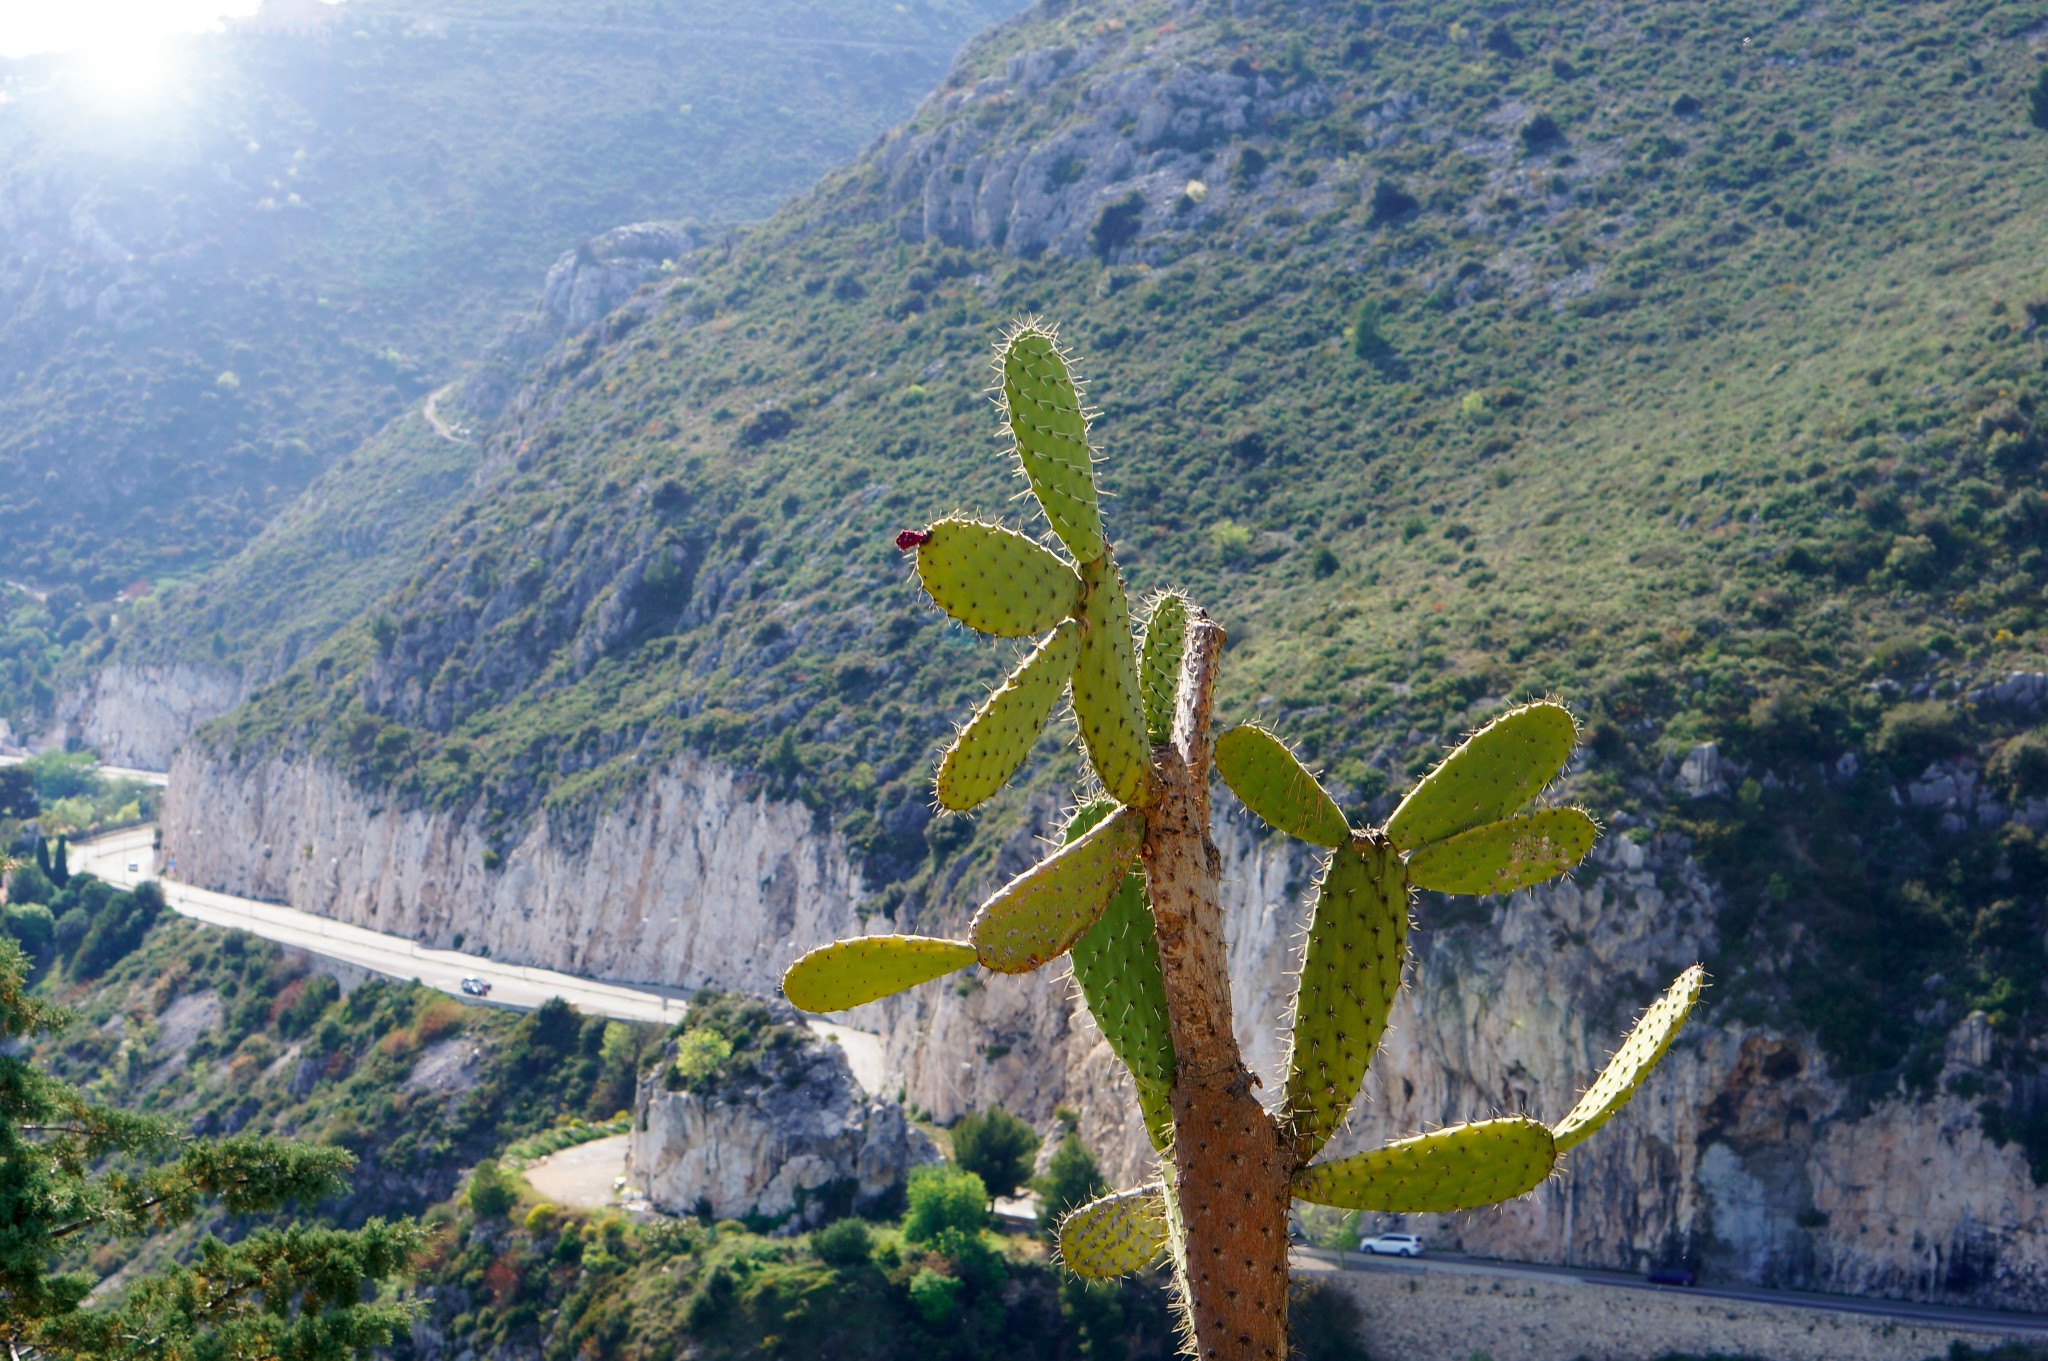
1137,592,1189,744
1385,702,1579,850
935,623,1080,811
782,935,978,1013
1135,1079,1174,1152
1070,866,1177,1146
1285,838,1409,1159
913,516,1082,638
1214,725,1352,848
1001,324,1106,562
1071,554,1151,806
1554,964,1706,1152
1058,1183,1167,1278
1404,807,1598,896
971,804,1143,972
1293,1117,1557,1212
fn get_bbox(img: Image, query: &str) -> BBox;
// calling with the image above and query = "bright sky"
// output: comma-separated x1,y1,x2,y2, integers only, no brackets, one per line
0,1,265,59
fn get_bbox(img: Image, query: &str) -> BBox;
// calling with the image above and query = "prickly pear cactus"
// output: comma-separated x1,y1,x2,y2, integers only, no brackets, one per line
781,322,1705,1361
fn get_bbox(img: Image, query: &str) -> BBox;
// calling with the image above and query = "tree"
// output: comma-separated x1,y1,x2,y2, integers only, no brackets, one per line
2031,68,2048,131
950,1106,1039,1202
0,937,424,1361
780,323,1703,1360
0,768,37,820
1035,1133,1108,1236
467,1160,518,1218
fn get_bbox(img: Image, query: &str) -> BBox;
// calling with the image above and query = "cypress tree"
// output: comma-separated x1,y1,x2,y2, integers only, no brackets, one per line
49,836,68,889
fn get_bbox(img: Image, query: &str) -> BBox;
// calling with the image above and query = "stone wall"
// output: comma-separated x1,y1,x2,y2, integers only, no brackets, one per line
1306,1258,2031,1361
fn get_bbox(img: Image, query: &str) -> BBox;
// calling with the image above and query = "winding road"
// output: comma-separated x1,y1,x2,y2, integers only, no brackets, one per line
68,825,884,1092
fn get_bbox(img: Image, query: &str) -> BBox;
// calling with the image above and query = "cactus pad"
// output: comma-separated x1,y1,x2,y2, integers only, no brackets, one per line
1285,837,1409,1159
1137,592,1189,744
936,623,1080,811
1071,553,1151,806
1214,725,1352,848
1293,1118,1557,1212
1404,807,1598,896
1000,324,1106,562
1070,866,1176,1148
971,804,1143,972
782,935,977,1013
912,517,1082,638
1385,701,1579,850
1059,1183,1167,1278
1554,964,1706,1152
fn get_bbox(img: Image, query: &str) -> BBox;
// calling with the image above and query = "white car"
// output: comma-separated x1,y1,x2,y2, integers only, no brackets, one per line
1359,1232,1423,1257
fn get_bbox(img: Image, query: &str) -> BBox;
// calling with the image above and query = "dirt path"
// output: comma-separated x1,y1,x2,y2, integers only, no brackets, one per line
524,1134,630,1208
422,383,470,443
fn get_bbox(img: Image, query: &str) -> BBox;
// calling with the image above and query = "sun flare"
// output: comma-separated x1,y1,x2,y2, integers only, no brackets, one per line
74,41,179,109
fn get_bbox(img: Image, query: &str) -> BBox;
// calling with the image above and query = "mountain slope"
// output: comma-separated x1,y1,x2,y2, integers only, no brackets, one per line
0,0,1018,733
169,0,2048,1304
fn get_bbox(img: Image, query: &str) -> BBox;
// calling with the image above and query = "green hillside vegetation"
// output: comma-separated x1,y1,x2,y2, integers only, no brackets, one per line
0,886,1183,1360
0,877,660,1224
200,0,2047,1121
0,0,1016,724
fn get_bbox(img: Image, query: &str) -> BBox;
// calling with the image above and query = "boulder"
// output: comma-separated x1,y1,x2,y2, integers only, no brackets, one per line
626,1011,936,1227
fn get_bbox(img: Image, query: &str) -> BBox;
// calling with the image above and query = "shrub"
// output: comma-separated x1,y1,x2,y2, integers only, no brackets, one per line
279,974,341,1038
1034,1133,1106,1233
1520,111,1563,150
2031,68,2048,131
810,1217,873,1267
1,902,54,965
1873,701,1964,774
1289,1281,1370,1361
468,1159,518,1217
1989,730,2048,801
903,1164,987,1243
907,1267,963,1325
950,1106,1039,1201
414,997,467,1045
1209,520,1254,564
667,1028,735,1089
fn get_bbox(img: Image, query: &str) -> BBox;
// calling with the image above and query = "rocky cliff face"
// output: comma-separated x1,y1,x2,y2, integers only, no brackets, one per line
165,742,2048,1309
53,664,245,769
162,747,866,997
628,1020,937,1225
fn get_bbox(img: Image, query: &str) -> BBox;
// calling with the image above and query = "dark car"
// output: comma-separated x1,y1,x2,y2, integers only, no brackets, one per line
1645,1266,1696,1287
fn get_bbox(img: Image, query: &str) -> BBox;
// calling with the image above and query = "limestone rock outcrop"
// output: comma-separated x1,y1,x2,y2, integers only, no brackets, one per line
626,1015,936,1225
53,664,244,769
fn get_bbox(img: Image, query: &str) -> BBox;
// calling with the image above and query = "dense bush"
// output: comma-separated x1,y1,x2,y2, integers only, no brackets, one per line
949,1106,1039,1202
810,1217,873,1268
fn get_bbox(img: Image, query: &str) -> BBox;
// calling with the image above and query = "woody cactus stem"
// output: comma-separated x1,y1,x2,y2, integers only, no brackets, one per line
780,320,1705,1361
1142,612,1292,1358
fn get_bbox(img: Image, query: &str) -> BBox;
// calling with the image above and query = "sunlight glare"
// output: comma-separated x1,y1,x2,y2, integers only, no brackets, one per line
76,41,180,110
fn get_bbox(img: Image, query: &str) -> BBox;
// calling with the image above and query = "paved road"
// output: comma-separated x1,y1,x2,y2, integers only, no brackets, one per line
0,753,168,788
1293,1245,2048,1339
69,826,885,1092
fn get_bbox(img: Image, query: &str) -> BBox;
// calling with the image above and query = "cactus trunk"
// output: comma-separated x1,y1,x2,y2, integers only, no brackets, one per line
1141,611,1292,1361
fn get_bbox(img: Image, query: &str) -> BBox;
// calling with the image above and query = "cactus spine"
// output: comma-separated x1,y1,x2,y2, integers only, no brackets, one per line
783,323,1703,1361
